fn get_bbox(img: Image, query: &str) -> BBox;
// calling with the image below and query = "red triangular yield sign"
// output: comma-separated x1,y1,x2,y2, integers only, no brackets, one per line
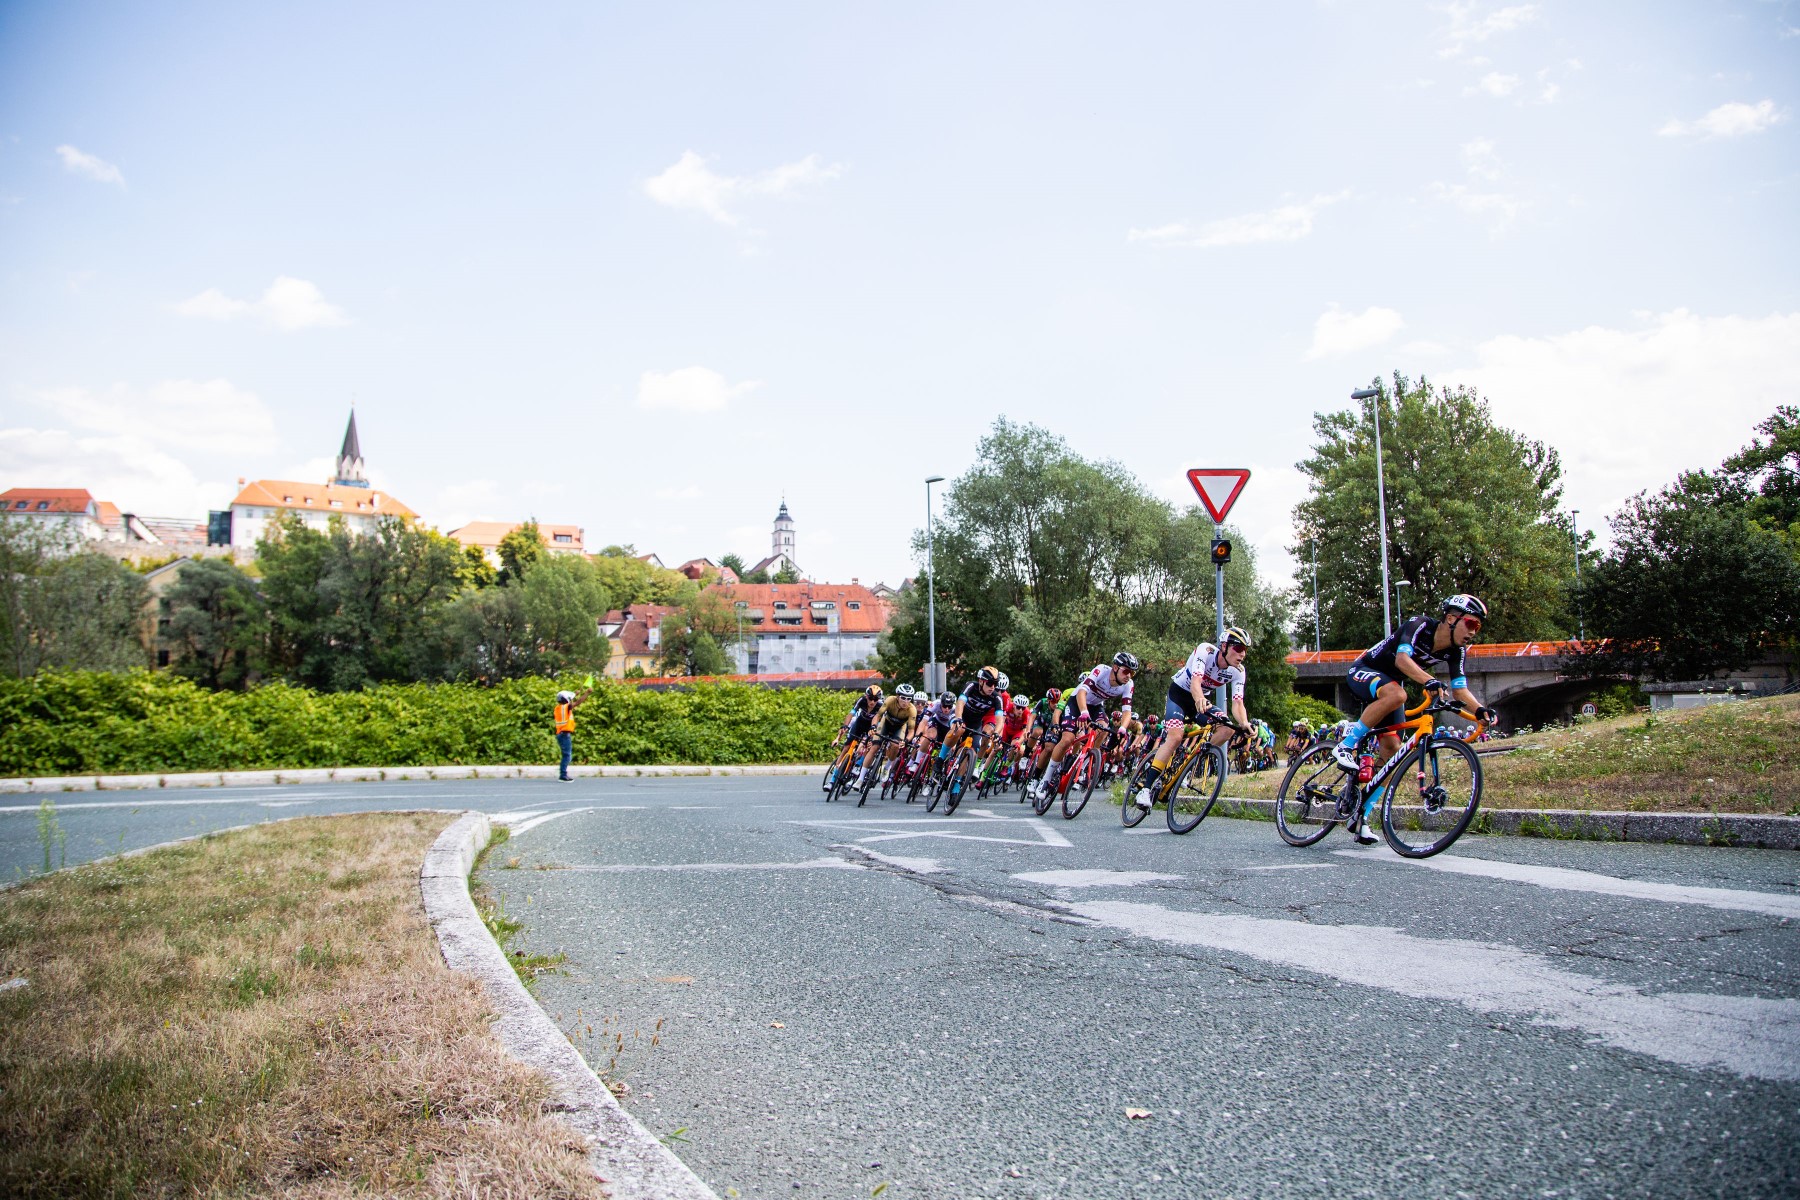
1186,469,1251,523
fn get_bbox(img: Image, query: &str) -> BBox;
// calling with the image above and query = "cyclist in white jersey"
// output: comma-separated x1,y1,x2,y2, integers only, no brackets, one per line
1028,651,1137,802
1125,627,1252,810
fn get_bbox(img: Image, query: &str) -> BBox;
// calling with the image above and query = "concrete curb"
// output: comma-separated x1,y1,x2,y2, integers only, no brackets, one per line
0,763,823,794
1213,796,1800,850
421,812,718,1200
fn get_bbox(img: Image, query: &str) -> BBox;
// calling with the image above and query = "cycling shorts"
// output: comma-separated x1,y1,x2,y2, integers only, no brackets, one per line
1001,717,1028,741
1060,700,1107,730
876,716,909,741
1164,680,1199,724
847,712,875,741
1346,665,1398,705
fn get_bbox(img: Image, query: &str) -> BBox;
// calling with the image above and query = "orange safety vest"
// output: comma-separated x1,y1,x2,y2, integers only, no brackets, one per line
554,702,575,734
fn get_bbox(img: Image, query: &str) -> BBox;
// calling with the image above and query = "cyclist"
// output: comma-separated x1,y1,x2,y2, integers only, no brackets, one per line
859,683,918,785
1030,652,1137,803
994,675,1035,777
950,666,1006,789
1025,687,1063,782
1284,719,1311,763
1126,628,1251,812
906,689,958,777
1333,593,1500,843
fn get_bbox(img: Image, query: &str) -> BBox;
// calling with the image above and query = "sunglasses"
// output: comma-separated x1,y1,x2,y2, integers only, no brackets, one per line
1458,617,1483,634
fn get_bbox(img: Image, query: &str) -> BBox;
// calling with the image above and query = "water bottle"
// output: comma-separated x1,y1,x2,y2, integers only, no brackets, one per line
1357,754,1374,784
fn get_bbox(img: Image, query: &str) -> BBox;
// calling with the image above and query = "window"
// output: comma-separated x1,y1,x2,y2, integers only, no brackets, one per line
156,650,170,667
554,533,572,544
282,495,293,503
773,602,787,609
35,501,49,510
11,501,24,509
848,602,861,610
329,500,343,508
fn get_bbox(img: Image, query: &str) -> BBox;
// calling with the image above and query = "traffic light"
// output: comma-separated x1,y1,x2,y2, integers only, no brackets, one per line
1210,537,1232,566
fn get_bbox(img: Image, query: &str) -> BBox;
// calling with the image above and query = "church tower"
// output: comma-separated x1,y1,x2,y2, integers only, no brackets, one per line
772,500,796,569
333,410,368,488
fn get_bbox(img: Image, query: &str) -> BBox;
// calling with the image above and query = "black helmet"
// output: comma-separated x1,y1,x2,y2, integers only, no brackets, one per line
1221,626,1252,650
1442,594,1489,619
1113,651,1140,672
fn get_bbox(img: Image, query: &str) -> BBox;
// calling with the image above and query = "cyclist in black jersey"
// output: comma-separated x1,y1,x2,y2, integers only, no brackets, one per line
1333,594,1500,785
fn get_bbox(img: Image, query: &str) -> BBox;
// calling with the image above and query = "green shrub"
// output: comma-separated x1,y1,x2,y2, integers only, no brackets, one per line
0,672,850,777
1253,689,1344,731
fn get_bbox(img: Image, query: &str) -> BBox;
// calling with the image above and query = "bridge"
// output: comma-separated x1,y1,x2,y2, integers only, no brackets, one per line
1286,642,1793,729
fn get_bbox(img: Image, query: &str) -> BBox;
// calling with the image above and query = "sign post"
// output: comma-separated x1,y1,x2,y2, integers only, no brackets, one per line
1187,469,1251,687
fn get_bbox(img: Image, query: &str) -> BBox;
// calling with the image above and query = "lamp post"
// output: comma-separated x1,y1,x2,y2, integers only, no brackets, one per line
1394,579,1412,623
1570,509,1585,641
925,475,945,696
1352,386,1393,635
1310,537,1321,653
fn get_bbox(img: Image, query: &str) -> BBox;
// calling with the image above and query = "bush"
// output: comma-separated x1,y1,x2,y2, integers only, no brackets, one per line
1253,689,1344,732
0,672,851,777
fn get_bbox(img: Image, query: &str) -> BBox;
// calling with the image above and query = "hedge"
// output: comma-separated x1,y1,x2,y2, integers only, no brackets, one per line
0,672,852,777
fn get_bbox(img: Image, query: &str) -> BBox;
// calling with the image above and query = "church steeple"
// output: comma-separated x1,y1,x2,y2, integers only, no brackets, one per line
333,409,368,487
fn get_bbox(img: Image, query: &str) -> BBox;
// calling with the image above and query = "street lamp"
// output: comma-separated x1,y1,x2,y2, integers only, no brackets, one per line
1352,386,1394,635
925,476,945,695
1394,579,1412,622
1570,510,1585,641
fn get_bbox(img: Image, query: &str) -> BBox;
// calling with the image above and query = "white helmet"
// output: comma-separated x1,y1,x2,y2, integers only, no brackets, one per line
556,691,575,704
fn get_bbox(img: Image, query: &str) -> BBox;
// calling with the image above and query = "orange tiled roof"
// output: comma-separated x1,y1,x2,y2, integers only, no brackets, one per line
709,582,893,634
446,521,584,551
2,487,96,515
232,479,417,520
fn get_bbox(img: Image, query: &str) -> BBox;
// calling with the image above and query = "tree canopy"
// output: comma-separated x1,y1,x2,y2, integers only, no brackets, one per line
1291,373,1575,649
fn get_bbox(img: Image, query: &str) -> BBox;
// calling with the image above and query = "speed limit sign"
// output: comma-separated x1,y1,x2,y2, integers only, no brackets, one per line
1581,702,1597,717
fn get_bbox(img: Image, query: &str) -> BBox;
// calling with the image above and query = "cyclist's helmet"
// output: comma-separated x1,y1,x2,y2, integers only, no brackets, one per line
865,684,884,700
995,671,1010,692
1144,714,1161,727
1113,651,1140,672
1292,719,1308,731
895,683,916,698
1442,593,1490,620
940,690,957,706
1221,626,1252,650
1045,687,1062,704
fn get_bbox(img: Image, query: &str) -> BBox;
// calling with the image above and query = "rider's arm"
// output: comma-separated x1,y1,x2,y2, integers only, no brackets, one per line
1230,692,1250,729
1072,685,1091,717
1392,650,1437,688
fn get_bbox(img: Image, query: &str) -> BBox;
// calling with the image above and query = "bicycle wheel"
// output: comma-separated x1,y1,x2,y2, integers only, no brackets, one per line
820,757,840,796
906,757,928,804
924,758,946,812
1274,745,1346,848
857,755,881,806
1381,735,1483,858
1167,742,1227,834
830,752,857,804
1120,764,1150,827
1031,764,1057,815
1062,751,1098,819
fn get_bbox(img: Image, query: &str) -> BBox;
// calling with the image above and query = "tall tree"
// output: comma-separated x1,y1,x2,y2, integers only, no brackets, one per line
657,590,739,677
1291,373,1573,650
496,521,544,585
162,557,267,690
0,515,151,676
1714,405,1800,543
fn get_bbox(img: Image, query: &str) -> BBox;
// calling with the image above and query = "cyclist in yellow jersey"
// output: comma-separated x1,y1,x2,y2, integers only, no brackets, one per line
858,683,919,785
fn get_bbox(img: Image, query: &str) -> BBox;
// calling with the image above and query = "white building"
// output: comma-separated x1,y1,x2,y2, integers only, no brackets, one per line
225,412,419,549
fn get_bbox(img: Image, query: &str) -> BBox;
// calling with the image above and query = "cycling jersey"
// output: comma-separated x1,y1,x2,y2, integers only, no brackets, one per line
1171,642,1246,702
876,696,916,740
1077,664,1134,705
1354,615,1469,687
958,681,1003,726
920,699,956,732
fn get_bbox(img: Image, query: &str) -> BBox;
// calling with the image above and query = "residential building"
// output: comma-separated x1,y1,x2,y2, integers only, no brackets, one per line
142,557,195,668
677,557,740,585
446,521,587,564
599,604,681,677
223,411,418,549
712,581,892,675
1,488,109,543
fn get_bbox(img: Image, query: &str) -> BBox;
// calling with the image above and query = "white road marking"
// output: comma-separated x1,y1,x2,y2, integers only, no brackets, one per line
670,806,723,810
256,801,312,809
1122,827,1171,836
491,810,549,823
1234,863,1340,872
555,857,865,874
794,815,1074,848
502,809,592,836
845,848,945,874
1014,869,1180,888
1336,847,1800,920
1070,900,1800,1083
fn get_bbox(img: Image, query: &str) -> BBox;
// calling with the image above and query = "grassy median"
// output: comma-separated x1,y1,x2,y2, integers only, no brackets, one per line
1230,694,1800,814
0,812,605,1200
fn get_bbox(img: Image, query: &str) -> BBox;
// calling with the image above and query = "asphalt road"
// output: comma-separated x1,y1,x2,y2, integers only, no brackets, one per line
6,776,1798,1198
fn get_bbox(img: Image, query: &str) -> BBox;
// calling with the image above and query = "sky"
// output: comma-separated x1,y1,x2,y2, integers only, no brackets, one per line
1,1,1796,594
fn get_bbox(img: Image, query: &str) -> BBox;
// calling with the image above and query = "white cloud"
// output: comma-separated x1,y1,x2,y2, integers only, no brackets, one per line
1462,138,1503,180
643,150,843,227
1430,180,1522,229
1466,72,1521,98
1306,306,1406,360
1441,310,1800,536
635,367,758,413
0,427,225,518
1439,3,1539,58
55,144,124,186
1397,339,1452,358
36,379,277,455
174,276,348,330
1658,99,1786,139
1129,191,1348,249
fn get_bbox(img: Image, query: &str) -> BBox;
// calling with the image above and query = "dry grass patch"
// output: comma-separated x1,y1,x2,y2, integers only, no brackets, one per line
1231,694,1800,814
0,812,606,1200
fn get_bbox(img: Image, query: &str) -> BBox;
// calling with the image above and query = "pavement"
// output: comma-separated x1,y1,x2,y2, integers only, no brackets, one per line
5,775,1798,1198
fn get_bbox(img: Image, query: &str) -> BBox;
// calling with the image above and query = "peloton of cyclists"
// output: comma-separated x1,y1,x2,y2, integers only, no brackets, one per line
1029,652,1138,803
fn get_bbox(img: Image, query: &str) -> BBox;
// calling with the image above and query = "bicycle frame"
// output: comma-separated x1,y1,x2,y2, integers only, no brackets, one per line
1354,696,1488,803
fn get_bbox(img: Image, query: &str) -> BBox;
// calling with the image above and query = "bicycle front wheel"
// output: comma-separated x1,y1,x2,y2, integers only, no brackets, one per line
1167,743,1227,834
1063,751,1098,819
1382,736,1483,858
1274,744,1345,848
1121,766,1150,827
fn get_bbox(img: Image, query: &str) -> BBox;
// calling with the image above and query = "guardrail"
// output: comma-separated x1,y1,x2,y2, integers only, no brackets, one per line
1286,640,1580,665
